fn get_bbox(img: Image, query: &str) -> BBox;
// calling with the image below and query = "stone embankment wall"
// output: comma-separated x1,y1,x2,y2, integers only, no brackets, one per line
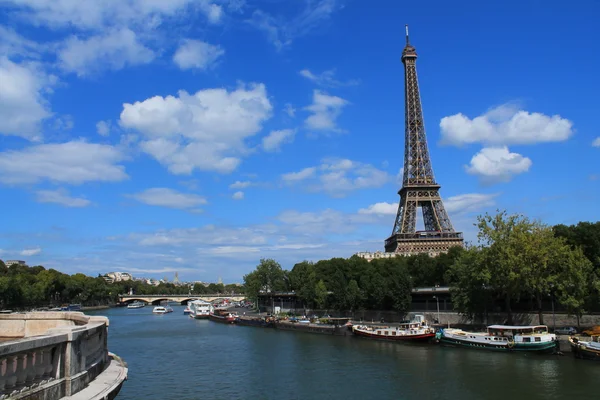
0,312,127,400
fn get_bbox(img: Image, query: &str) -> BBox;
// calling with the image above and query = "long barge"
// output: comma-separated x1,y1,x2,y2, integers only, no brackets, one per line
274,317,353,336
209,310,238,324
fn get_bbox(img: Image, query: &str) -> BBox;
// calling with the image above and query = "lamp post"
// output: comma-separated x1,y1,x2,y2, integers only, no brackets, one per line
433,295,440,324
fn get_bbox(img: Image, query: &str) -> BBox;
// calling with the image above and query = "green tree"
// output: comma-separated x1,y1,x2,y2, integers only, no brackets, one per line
314,280,328,309
345,279,364,312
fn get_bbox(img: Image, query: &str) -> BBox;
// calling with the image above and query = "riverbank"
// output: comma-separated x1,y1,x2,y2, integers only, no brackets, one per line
82,305,111,311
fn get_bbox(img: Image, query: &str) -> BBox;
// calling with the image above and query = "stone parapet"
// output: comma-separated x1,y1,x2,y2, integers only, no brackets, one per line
0,312,126,400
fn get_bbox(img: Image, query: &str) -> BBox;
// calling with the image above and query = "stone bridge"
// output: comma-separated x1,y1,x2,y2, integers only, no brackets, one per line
118,294,247,305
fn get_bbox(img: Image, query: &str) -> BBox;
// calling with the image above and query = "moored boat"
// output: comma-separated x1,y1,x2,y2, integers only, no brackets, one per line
209,310,238,324
127,301,145,309
352,314,434,342
274,317,352,336
152,305,173,314
237,316,275,328
183,306,192,315
569,335,600,361
189,300,213,319
438,324,558,353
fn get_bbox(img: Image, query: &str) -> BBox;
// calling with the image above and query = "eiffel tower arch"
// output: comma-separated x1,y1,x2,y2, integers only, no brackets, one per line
384,26,464,256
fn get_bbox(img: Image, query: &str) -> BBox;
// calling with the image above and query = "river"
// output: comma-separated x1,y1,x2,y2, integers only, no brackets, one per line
88,306,599,400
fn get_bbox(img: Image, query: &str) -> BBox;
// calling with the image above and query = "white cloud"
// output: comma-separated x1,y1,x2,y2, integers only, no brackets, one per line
58,28,154,76
120,82,272,174
173,39,224,70
282,158,390,196
232,191,244,200
299,68,359,88
229,180,252,189
0,26,42,59
0,57,52,140
440,104,574,146
262,129,296,152
358,202,397,215
4,0,222,30
20,247,42,256
304,90,348,132
35,188,91,207
443,193,499,214
283,103,296,117
0,141,128,185
466,146,532,184
96,120,112,136
129,188,207,210
592,137,600,147
248,0,341,50
281,167,317,182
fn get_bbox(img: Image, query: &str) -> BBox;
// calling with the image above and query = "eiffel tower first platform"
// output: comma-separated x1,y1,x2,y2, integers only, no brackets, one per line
384,26,464,256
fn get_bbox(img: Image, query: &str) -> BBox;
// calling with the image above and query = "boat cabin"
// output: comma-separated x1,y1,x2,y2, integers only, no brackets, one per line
487,325,549,337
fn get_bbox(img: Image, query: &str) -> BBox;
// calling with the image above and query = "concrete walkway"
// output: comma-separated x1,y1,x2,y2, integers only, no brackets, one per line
63,354,128,400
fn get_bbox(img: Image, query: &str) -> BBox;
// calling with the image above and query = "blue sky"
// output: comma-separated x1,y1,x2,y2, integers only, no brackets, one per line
1,0,599,283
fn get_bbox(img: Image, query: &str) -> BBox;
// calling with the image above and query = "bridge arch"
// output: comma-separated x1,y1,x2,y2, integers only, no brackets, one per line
150,298,171,306
123,298,149,304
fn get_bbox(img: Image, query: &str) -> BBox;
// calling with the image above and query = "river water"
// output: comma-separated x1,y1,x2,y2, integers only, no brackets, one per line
89,306,599,400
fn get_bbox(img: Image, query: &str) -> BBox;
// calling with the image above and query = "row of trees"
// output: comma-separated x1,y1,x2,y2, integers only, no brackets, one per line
243,212,600,323
0,262,241,310
243,247,466,313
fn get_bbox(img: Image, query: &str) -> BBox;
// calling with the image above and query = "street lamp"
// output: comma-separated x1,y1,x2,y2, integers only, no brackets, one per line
433,295,440,324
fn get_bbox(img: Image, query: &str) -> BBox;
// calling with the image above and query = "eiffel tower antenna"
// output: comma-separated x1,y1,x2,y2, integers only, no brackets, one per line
385,26,464,256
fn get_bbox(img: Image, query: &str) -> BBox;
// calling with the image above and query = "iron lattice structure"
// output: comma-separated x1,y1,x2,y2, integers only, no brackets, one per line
384,26,464,256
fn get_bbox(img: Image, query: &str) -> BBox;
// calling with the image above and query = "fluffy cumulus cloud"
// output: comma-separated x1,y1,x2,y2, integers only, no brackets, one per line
593,137,600,147
0,57,53,140
440,104,574,146
119,83,272,174
35,188,91,207
58,28,154,76
261,129,296,152
282,158,390,196
173,39,224,70
129,188,207,210
0,141,128,185
304,90,348,132
358,202,397,215
466,147,532,184
232,191,244,200
299,68,359,88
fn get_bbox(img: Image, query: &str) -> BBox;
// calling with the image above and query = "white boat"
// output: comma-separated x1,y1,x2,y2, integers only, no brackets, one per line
188,300,213,319
438,324,558,353
127,301,145,309
569,335,600,361
352,314,435,342
153,305,173,314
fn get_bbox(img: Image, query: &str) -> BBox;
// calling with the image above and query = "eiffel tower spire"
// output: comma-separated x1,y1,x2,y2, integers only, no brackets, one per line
385,25,464,256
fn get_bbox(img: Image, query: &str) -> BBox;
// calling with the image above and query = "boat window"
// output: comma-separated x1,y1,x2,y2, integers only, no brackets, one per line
535,337,541,342
392,331,396,336
523,337,531,343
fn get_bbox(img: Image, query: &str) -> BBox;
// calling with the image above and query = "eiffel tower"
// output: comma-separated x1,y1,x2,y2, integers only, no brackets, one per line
384,26,464,256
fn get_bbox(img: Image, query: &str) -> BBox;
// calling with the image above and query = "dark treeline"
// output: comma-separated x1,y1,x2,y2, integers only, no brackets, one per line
244,212,600,324
244,248,465,313
0,262,240,310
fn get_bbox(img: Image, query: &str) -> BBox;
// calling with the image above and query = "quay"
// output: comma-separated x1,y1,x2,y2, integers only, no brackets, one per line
0,312,127,400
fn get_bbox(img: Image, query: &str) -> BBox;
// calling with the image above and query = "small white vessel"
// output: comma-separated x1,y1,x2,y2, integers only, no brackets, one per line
153,305,173,314
188,300,213,319
127,301,145,309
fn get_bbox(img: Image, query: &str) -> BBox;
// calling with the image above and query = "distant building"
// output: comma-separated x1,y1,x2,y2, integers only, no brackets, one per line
103,272,133,283
5,260,27,267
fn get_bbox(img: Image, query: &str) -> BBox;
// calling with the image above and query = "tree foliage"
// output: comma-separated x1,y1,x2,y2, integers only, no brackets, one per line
448,211,598,325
